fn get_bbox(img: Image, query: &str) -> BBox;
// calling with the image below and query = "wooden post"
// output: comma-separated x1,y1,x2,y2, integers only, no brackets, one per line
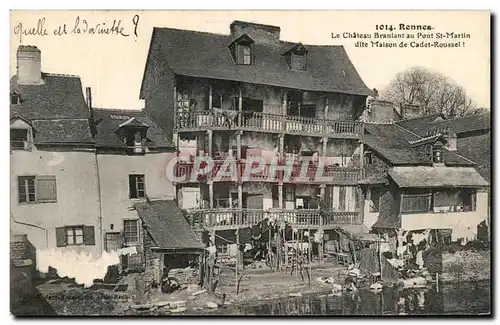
173,84,177,128
209,182,214,209
236,130,242,160
208,83,213,110
268,227,272,266
235,227,239,295
207,130,213,158
279,135,284,156
278,184,283,209
308,228,312,288
378,241,383,280
238,183,243,209
436,273,440,292
276,225,281,271
283,227,287,267
238,88,243,127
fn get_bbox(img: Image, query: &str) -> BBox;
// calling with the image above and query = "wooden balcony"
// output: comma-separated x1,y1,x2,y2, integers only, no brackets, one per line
185,209,362,230
173,160,363,184
174,110,363,138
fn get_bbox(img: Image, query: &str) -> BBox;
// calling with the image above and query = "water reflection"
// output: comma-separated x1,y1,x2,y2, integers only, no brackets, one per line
226,281,490,316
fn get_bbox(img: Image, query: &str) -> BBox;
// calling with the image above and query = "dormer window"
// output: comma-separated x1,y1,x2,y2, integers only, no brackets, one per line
228,34,255,66
238,45,252,65
432,142,444,164
291,53,306,70
10,91,20,105
10,115,33,151
11,129,28,149
117,117,148,155
284,43,308,71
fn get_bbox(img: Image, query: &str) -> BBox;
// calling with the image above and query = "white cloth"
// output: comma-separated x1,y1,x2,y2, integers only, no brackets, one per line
416,251,424,269
397,245,407,258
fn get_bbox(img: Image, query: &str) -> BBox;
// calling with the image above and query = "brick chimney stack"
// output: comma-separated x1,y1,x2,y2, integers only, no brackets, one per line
401,103,421,120
16,45,43,85
230,21,281,44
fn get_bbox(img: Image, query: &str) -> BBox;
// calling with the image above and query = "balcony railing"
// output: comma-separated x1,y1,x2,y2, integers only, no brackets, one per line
173,161,363,184
185,209,362,228
175,110,362,137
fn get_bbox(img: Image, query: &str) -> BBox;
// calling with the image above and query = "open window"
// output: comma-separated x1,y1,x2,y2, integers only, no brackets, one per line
129,174,146,199
18,175,57,204
117,118,148,155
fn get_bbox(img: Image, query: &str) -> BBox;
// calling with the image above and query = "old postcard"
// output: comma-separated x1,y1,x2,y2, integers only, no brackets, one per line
9,10,491,316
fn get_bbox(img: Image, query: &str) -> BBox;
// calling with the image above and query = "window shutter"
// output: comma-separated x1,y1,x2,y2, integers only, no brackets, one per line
56,227,66,247
83,226,95,245
36,176,57,203
129,175,136,198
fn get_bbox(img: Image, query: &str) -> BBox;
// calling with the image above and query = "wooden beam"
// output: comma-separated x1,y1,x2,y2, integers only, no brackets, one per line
208,84,213,110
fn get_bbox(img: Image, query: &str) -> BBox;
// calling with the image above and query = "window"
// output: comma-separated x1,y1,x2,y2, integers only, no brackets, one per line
401,194,432,213
364,151,373,165
217,243,229,255
125,131,145,155
339,186,346,211
129,174,145,199
105,232,121,252
10,92,20,104
18,176,35,203
66,226,84,245
11,128,28,149
123,219,139,244
433,189,477,212
237,45,252,65
56,226,95,247
291,53,306,70
369,189,382,213
432,143,444,164
18,175,57,204
284,186,295,201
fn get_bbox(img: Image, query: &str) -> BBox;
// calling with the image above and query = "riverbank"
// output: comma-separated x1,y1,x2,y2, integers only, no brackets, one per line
16,249,490,315
441,250,490,283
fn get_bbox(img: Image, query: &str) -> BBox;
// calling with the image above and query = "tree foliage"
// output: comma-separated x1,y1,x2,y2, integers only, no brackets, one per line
381,66,484,118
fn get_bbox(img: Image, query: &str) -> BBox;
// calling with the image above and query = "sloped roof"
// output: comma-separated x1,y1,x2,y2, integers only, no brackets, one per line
363,123,476,166
141,27,372,98
363,124,430,165
428,112,491,135
394,113,444,135
134,200,205,251
10,73,90,120
93,108,174,148
32,119,94,144
388,166,489,188
396,113,491,137
456,133,491,182
10,73,94,145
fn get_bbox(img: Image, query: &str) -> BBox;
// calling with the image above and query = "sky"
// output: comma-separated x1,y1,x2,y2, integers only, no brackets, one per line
9,10,490,110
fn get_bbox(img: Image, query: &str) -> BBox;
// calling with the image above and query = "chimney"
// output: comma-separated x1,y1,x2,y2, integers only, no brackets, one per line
230,21,280,44
364,99,397,122
86,87,97,136
86,87,92,109
16,45,43,85
401,103,421,120
443,128,457,151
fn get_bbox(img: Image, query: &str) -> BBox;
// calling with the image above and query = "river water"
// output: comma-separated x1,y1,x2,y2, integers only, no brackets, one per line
209,281,491,316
